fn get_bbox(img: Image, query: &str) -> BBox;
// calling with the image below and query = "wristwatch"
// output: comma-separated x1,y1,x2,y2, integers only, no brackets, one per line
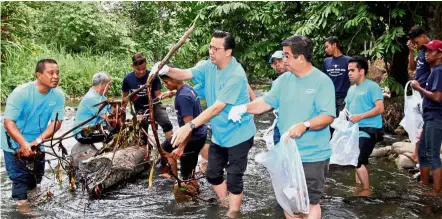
303,121,311,131
188,121,196,130
36,137,43,145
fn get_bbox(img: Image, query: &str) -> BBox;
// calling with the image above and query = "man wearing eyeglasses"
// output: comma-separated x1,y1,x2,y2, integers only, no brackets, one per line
410,40,442,196
152,30,256,218
1,59,65,207
228,35,335,219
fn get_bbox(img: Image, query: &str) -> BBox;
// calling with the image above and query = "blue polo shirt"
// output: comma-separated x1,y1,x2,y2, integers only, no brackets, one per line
415,47,431,88
175,84,207,140
422,64,442,121
345,79,383,138
322,55,351,99
263,68,336,162
1,81,65,152
73,88,110,134
190,57,256,147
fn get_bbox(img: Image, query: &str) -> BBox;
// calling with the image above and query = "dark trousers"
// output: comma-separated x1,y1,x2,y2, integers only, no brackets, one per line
4,151,45,200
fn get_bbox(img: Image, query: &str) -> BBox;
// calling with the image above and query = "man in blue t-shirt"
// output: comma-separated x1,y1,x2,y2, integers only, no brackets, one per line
345,56,384,196
153,31,256,218
323,36,351,117
406,26,431,163
229,35,335,219
410,40,442,196
1,59,65,205
159,74,207,181
72,71,112,163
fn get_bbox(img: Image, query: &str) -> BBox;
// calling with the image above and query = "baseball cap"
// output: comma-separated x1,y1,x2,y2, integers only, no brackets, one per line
268,50,284,63
424,40,442,52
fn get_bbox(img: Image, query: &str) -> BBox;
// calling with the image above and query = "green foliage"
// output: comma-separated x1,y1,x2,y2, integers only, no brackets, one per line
1,1,438,102
380,76,404,96
1,44,131,102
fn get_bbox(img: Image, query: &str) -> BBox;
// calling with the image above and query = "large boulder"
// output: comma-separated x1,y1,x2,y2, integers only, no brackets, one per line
371,146,392,157
396,154,417,169
391,142,415,154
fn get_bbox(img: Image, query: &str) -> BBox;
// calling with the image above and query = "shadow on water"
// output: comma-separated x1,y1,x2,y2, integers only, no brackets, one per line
1,103,442,218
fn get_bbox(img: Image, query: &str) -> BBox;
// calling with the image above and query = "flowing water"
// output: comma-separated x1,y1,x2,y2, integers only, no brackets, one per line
1,102,442,219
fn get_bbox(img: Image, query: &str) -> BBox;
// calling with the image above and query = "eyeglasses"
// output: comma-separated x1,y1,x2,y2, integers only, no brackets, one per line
209,45,225,52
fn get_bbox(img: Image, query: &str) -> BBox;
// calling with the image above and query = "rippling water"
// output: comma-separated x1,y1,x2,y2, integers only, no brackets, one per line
1,105,442,219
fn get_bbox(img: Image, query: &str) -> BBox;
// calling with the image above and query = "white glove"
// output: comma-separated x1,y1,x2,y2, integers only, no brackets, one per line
228,104,247,123
151,62,170,76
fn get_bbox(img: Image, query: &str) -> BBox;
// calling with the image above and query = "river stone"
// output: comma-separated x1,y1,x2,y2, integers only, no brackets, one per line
392,142,415,154
396,154,417,169
371,146,392,157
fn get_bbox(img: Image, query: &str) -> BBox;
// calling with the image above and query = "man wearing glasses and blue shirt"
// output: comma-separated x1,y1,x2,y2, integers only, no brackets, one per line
152,30,256,218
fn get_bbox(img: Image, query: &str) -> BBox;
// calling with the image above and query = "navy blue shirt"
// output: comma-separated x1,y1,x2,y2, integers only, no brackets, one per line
415,47,431,88
122,70,162,112
322,55,351,99
423,64,442,121
175,84,207,140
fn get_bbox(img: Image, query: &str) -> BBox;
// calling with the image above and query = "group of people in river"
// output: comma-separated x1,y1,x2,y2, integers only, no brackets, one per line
2,26,442,218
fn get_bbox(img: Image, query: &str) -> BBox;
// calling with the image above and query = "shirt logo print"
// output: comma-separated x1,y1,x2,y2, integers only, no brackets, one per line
305,88,316,94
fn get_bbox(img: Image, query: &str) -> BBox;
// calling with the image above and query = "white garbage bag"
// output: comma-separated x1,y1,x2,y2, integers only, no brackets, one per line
255,133,309,216
399,81,424,143
330,109,360,167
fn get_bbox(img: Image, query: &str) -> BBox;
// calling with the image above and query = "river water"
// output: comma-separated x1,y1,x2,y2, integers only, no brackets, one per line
1,102,442,219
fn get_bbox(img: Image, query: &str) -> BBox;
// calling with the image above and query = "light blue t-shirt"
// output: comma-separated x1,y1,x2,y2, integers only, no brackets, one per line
263,68,336,162
190,57,256,147
345,79,383,138
1,81,65,152
73,89,110,134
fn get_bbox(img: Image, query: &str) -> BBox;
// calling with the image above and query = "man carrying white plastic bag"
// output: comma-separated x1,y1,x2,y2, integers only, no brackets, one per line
255,132,309,216
330,109,360,167
228,35,335,219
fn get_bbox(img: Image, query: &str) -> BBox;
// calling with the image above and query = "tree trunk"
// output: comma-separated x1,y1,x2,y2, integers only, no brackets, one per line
71,143,156,198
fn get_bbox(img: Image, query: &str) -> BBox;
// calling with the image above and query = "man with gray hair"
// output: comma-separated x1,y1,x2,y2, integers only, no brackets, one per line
73,71,112,144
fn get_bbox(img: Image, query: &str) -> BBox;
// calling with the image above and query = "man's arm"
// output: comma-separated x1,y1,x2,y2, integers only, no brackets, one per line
38,120,63,142
246,98,273,114
407,40,417,71
4,119,28,150
415,86,442,102
191,101,226,128
247,84,256,101
167,68,193,81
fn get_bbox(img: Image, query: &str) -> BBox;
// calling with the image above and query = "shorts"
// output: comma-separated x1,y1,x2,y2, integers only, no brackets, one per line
205,137,254,194
302,159,329,205
3,151,46,200
418,120,442,169
357,137,376,168
162,136,206,179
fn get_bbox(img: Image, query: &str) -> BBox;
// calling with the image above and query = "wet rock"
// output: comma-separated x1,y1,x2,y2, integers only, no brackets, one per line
371,146,392,157
396,154,417,169
392,142,414,154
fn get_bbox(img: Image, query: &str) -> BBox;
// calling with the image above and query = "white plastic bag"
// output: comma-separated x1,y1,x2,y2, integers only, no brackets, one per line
263,110,278,150
255,133,309,216
330,109,360,166
399,81,424,143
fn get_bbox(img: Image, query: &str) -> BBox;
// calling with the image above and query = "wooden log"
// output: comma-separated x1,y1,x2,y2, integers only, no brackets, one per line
71,143,156,198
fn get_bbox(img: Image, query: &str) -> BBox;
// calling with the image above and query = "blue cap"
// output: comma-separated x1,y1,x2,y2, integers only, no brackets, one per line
268,50,284,63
